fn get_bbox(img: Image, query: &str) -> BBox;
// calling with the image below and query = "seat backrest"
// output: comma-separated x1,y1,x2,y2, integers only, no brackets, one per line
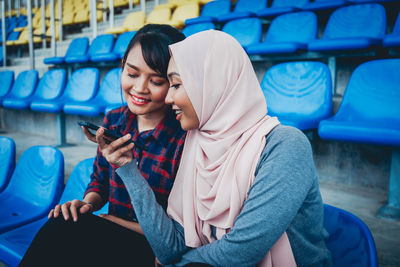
147,8,171,24
272,0,309,8
222,18,262,47
60,158,110,216
233,0,266,13
88,34,114,57
65,37,89,58
323,204,378,267
265,11,317,44
96,68,123,104
171,3,199,22
392,11,400,34
323,4,386,39
7,70,38,99
7,31,20,41
33,69,66,100
63,68,100,102
123,11,145,30
4,146,64,210
112,31,136,57
260,61,332,124
183,22,215,37
0,137,15,193
200,0,230,17
334,59,400,127
0,70,14,97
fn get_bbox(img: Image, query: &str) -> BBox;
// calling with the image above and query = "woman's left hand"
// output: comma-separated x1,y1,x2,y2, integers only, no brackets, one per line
96,127,135,167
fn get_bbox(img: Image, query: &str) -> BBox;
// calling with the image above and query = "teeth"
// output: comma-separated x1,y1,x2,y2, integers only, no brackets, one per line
133,96,149,103
175,110,182,115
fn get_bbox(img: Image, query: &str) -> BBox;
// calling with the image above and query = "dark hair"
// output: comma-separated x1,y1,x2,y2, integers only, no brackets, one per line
121,24,186,79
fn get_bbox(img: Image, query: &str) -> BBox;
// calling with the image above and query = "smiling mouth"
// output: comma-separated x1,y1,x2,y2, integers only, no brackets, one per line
131,95,151,104
175,110,182,115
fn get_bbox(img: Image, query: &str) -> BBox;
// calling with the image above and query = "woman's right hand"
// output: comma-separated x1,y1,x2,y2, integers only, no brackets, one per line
48,199,94,222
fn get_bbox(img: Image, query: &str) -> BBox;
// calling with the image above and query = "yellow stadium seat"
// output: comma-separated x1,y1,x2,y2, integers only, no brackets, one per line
146,8,171,25
10,30,41,46
13,27,26,32
63,10,76,25
106,11,145,34
74,8,89,24
166,3,199,28
155,0,199,10
46,23,60,41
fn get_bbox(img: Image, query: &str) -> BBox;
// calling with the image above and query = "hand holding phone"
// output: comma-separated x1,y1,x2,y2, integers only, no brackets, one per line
78,120,147,151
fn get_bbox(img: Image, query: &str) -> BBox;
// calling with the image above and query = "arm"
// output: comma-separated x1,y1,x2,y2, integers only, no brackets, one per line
176,127,317,266
99,214,144,235
116,161,189,264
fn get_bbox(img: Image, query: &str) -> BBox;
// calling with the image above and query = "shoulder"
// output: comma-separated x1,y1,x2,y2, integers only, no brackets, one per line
103,106,130,127
265,125,311,154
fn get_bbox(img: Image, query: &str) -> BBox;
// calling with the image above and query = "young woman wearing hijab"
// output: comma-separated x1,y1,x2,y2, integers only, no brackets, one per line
107,30,332,266
19,25,186,267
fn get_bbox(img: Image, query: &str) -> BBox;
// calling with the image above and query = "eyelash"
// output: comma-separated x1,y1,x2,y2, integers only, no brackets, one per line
171,84,181,89
127,73,163,86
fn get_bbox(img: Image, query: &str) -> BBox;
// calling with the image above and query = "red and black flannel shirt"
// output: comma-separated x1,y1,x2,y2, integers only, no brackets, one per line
84,106,186,221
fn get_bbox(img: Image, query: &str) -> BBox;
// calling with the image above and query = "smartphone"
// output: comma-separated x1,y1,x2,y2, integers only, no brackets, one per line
77,120,147,151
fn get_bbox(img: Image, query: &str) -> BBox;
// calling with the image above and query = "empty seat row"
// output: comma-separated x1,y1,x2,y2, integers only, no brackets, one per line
186,0,399,25
0,67,124,117
44,31,135,65
0,137,378,266
0,141,108,266
183,4,400,54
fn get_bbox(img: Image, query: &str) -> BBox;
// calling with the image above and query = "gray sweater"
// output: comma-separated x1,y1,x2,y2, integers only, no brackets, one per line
117,125,332,267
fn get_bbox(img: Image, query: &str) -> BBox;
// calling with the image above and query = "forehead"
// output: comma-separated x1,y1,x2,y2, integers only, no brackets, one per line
167,56,178,74
125,44,155,74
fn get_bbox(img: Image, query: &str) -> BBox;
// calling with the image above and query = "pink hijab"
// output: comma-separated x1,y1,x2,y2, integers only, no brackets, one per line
167,30,296,266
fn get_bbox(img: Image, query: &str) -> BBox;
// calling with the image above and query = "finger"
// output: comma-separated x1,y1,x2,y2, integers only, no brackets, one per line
96,127,107,150
70,203,79,222
48,209,54,219
82,126,97,143
110,133,132,150
53,205,61,218
61,202,71,221
79,204,92,214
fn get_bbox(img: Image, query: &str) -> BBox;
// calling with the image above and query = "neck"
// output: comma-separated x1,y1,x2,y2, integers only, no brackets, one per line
137,107,167,133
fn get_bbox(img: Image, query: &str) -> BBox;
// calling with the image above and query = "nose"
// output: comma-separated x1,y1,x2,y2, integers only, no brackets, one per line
165,87,173,105
132,77,148,94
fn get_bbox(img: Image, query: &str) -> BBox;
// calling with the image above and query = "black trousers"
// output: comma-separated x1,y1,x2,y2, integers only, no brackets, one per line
19,214,155,267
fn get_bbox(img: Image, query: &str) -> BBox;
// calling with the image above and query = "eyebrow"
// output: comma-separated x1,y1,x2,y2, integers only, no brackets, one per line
126,62,165,78
168,72,180,79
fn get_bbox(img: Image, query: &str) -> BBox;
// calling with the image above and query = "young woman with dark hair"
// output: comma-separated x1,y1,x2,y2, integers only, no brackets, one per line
19,24,186,267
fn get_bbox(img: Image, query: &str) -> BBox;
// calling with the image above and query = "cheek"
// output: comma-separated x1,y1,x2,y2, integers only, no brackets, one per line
150,86,169,102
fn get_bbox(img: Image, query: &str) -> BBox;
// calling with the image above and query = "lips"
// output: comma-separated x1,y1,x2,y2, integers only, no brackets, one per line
131,95,151,105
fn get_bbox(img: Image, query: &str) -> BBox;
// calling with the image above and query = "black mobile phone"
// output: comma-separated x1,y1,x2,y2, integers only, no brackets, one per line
77,120,148,151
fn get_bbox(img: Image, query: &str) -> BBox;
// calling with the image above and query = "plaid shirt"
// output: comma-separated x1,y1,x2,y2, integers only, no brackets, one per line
85,106,186,221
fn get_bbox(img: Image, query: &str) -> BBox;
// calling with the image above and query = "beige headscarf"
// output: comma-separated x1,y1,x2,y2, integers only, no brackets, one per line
167,30,296,266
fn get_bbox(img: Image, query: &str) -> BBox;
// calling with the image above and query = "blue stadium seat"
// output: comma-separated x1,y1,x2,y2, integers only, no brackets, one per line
247,11,317,55
30,68,100,113
44,37,89,65
0,158,109,267
308,4,386,52
1,70,38,109
185,0,231,25
261,61,332,130
383,11,400,47
302,0,348,11
222,18,262,49
218,0,266,23
6,31,20,42
113,31,136,59
63,68,124,116
0,137,15,193
0,146,64,234
324,204,378,267
318,59,400,145
257,0,309,18
3,69,66,110
89,34,115,62
348,0,394,3
182,22,215,37
90,31,135,62
0,70,14,103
